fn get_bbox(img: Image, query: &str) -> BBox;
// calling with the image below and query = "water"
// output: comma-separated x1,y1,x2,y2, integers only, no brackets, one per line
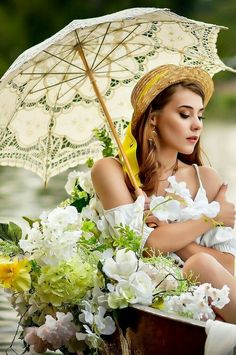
0,123,235,353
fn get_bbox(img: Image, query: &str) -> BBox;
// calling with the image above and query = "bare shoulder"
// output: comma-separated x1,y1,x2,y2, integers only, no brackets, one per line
176,162,223,202
198,166,223,201
91,157,133,209
91,157,124,184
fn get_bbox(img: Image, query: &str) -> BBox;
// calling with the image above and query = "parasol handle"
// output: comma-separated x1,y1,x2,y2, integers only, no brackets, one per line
77,44,142,197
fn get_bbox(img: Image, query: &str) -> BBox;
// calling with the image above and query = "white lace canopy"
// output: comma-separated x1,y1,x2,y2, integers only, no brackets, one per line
0,7,234,182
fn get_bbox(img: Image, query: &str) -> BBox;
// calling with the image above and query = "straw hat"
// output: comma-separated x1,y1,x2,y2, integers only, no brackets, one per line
131,64,214,129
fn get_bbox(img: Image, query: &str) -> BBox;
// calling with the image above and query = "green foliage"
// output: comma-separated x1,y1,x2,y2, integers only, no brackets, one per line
0,221,22,244
30,260,42,289
0,240,21,257
79,220,111,253
67,185,90,212
142,253,195,301
113,225,142,253
23,216,40,228
86,157,94,168
81,220,100,238
206,92,236,121
93,128,116,157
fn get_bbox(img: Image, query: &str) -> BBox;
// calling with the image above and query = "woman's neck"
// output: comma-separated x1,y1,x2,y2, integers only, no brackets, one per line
157,148,178,172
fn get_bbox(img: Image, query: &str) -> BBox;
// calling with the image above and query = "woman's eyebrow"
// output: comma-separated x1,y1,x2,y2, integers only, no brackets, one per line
178,105,204,112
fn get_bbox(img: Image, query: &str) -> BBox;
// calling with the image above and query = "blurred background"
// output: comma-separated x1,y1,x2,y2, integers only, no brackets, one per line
0,0,235,220
0,1,235,353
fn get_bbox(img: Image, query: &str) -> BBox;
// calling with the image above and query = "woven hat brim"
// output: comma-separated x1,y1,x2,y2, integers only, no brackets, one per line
131,65,214,129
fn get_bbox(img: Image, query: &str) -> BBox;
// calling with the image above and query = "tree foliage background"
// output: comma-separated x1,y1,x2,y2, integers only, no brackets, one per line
0,0,236,120
0,0,236,77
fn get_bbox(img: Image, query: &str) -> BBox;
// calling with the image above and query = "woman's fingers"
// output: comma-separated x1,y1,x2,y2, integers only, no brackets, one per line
145,212,167,227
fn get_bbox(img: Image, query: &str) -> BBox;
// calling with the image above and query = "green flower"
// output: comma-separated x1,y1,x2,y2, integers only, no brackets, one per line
0,240,21,257
35,255,96,306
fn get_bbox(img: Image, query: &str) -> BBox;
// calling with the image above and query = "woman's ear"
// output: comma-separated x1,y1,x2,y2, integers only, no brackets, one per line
149,112,158,128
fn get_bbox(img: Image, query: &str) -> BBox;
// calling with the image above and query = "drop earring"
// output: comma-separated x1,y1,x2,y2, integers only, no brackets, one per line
152,128,158,137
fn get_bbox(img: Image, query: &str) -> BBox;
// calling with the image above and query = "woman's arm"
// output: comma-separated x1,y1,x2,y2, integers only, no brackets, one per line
174,167,236,274
92,160,235,261
145,218,213,253
145,167,235,254
91,157,134,209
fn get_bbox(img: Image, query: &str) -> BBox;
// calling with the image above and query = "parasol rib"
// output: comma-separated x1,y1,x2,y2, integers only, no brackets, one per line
77,42,142,196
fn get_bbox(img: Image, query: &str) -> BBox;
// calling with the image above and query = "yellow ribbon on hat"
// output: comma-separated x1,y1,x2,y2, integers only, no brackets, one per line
120,122,142,187
137,71,167,105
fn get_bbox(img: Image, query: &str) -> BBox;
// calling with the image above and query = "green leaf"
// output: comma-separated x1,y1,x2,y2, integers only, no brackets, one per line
71,198,88,212
8,222,22,242
0,223,10,241
0,240,21,256
0,221,22,244
93,127,116,157
23,216,40,228
113,224,142,253
86,157,94,168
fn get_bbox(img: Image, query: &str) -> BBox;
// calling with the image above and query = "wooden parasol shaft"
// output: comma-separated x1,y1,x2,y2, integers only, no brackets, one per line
77,44,141,195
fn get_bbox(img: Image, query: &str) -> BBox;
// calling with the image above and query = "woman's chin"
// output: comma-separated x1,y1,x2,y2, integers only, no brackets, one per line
178,146,195,155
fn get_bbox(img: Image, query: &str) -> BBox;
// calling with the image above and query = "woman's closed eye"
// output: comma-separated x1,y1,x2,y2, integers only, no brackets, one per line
179,112,206,120
179,112,190,119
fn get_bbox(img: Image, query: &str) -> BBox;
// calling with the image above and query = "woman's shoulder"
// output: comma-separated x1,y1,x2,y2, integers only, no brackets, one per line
91,157,133,209
177,162,222,201
197,165,223,201
91,157,123,177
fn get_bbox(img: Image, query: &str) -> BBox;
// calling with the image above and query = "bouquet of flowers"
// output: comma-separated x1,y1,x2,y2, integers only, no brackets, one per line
0,130,230,354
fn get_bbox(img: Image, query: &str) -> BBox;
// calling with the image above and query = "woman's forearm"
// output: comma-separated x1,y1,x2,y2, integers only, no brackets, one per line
145,217,213,253
176,242,235,275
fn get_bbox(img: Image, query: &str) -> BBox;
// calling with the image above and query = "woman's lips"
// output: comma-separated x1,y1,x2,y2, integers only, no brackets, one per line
186,136,198,143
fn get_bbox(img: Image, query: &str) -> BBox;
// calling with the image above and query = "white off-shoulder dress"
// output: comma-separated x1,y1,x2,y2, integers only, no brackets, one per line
98,163,236,265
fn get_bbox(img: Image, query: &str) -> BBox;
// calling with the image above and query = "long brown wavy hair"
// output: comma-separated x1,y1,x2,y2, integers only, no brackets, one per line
126,81,205,195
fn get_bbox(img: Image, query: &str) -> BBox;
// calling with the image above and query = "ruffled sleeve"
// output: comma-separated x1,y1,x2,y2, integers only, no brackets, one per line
102,196,154,249
196,227,236,257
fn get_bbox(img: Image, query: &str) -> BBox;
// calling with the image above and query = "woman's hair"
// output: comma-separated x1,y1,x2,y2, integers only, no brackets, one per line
127,80,205,195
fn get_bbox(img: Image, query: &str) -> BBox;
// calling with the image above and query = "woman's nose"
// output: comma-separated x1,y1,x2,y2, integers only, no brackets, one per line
191,117,202,130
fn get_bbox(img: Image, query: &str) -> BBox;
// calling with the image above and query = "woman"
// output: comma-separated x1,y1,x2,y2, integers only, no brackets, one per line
92,64,236,323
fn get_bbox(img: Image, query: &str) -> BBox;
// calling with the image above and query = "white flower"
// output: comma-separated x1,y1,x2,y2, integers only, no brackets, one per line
139,261,178,291
107,270,154,308
210,285,230,308
47,206,79,229
65,170,80,194
128,271,154,305
19,206,82,266
37,312,77,349
19,225,43,254
97,216,109,232
150,196,181,221
76,325,101,348
108,280,135,309
79,302,94,325
180,199,220,221
81,205,99,222
100,248,114,261
195,283,230,309
165,176,193,203
163,283,230,321
94,306,116,335
102,249,138,281
92,286,109,308
78,171,94,195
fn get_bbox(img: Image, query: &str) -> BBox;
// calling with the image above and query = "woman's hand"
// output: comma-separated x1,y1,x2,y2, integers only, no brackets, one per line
142,191,166,228
215,183,236,228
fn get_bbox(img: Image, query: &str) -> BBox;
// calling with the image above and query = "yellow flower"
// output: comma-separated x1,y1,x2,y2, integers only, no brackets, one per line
0,256,31,291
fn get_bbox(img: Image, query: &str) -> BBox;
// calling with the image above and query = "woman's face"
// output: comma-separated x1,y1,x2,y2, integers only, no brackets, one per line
154,87,204,155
